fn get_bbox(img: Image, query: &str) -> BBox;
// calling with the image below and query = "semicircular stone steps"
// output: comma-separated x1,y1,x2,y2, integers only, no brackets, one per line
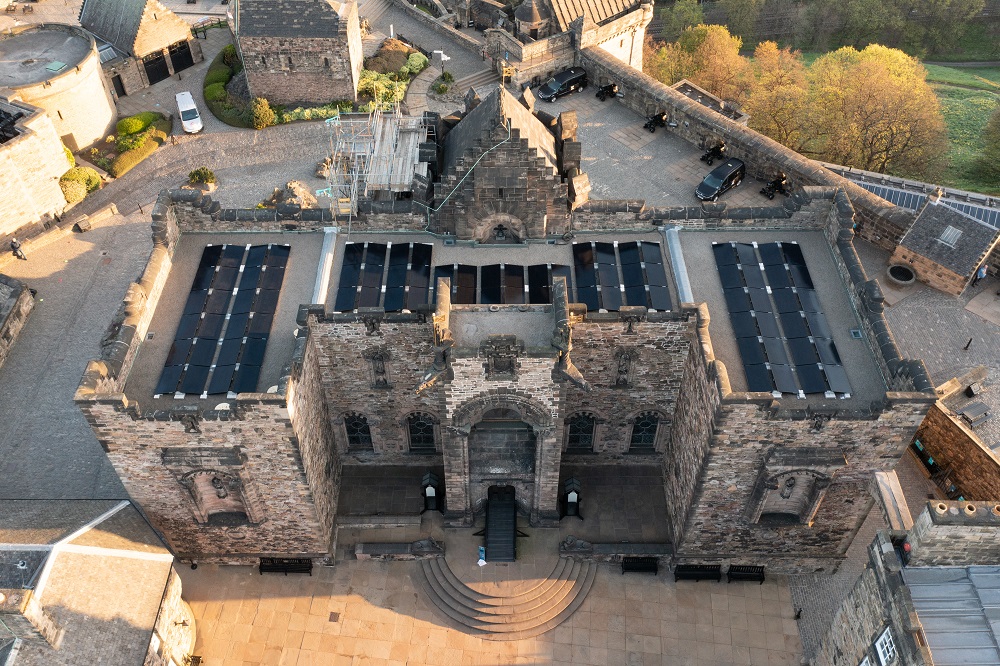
416,556,596,641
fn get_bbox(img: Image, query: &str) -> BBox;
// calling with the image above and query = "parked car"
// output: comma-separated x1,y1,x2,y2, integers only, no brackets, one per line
536,68,587,102
176,91,203,133
696,158,745,201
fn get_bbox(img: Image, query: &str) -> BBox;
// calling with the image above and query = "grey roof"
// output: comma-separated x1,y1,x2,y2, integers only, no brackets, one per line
899,199,1000,276
544,0,639,32
80,0,147,55
442,87,558,177
515,0,549,24
0,500,121,545
903,566,1000,666
236,0,346,39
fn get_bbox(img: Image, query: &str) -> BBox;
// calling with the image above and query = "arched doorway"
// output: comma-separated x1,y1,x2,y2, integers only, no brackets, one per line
468,407,537,481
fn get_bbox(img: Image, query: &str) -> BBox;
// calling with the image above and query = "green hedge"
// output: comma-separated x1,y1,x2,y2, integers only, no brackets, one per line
204,82,228,103
61,167,101,193
108,120,170,177
205,66,232,87
202,48,254,128
116,116,145,135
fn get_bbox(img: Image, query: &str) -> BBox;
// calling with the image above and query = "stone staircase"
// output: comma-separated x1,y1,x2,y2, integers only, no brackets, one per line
452,69,501,92
416,555,596,640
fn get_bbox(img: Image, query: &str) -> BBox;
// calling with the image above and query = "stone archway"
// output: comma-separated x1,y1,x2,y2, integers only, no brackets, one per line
471,214,527,244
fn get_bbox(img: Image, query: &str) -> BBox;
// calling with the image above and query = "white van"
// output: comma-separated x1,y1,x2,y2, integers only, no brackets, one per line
176,91,203,133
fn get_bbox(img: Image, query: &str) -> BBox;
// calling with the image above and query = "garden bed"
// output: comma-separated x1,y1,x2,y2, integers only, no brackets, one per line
83,111,172,179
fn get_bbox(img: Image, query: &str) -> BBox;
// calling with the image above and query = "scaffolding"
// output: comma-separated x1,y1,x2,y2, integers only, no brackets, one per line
317,102,431,229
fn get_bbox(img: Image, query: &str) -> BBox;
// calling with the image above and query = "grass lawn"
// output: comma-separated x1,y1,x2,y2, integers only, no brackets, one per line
924,64,1000,91
933,84,1000,195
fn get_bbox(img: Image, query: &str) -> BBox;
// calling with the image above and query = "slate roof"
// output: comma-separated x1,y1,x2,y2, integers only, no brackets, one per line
899,199,1000,276
236,0,346,39
543,0,639,32
903,566,1000,666
0,500,120,546
515,0,549,24
442,87,558,177
80,0,190,57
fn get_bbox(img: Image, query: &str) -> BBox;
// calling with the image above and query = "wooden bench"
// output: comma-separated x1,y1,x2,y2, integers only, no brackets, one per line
727,565,765,584
674,564,722,582
21,4,32,11
621,557,658,575
4,5,16,12
258,557,313,576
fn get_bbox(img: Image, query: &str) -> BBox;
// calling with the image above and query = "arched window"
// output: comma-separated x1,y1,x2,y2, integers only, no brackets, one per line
344,413,373,451
565,413,596,453
407,413,437,452
628,412,659,453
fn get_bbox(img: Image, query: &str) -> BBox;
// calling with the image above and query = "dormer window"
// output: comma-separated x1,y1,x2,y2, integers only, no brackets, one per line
938,225,961,247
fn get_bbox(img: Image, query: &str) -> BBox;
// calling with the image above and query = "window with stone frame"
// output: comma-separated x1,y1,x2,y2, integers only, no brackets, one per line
344,413,373,451
180,470,252,525
874,628,897,665
628,412,659,453
565,413,596,453
407,412,437,453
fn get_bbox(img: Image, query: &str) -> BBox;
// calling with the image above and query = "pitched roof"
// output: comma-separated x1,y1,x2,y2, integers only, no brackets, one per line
899,198,1000,276
515,0,549,24
236,0,347,39
442,87,558,177
0,500,121,546
543,0,640,32
80,0,191,57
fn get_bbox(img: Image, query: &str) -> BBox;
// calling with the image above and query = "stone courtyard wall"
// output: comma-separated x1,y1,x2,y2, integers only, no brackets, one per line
0,274,35,371
906,500,1000,566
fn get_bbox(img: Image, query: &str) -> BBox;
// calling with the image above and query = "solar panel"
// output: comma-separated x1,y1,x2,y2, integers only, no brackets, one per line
796,364,828,394
619,242,641,266
755,311,780,338
624,286,648,307
770,364,797,394
406,243,433,310
165,339,192,366
805,311,831,338
265,244,291,266
779,311,810,339
780,243,805,266
232,365,261,393
712,242,738,266
762,337,789,365
432,265,454,301
748,288,773,313
254,289,280,315
736,243,758,266
207,366,236,395
504,265,525,304
246,245,268,267
214,267,239,291
772,289,801,313
742,265,766,289
188,339,217,367
788,264,814,289
745,364,774,392
796,289,822,313
718,263,743,289
856,182,928,211
737,336,767,365
596,242,622,311
528,265,550,304
242,336,269,363
823,364,852,394
455,265,477,304
155,365,183,395
813,338,840,366
573,243,599,310
180,365,210,394
247,313,273,336
176,314,201,339
192,259,217,290
217,338,242,366
334,244,364,312
260,266,285,290
184,291,209,315
648,286,672,311
198,313,225,340
622,261,646,288
551,265,574,302
724,288,752,313
481,265,502,304
757,243,785,266
219,244,245,268
241,264,262,290
205,289,232,315
641,241,664,264
764,263,792,288
788,337,819,365
730,311,760,338
225,313,249,339
359,243,387,309
942,199,1000,230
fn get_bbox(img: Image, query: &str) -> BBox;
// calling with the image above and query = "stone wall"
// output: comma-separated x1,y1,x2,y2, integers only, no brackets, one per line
906,500,1000,566
133,0,196,58
103,56,149,98
812,531,930,666
2,24,116,151
574,46,915,251
913,402,1000,500
145,568,193,666
241,27,362,105
576,1,652,72
0,96,71,238
0,274,35,371
889,243,968,296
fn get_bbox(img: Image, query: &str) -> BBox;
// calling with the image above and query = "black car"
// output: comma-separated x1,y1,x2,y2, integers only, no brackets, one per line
537,67,587,102
696,158,746,201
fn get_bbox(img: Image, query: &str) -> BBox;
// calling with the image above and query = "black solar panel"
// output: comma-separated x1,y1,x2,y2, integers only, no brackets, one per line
619,242,641,266
724,288,752,313
622,262,646,288
796,364,827,394
241,264,262,290
779,311,810,339
265,244,290,266
433,265,454,300
155,365,183,395
780,243,806,266
198,314,225,340
176,313,201,339
764,263,792,288
641,241,664,264
737,336,767,365
736,243,758,266
815,339,841,365
748,288,773,313
573,243,599,310
246,245,267,267
597,242,622,311
214,267,239,291
247,313,273,336
805,311,831,338
260,266,285,290
188,339,217,367
528,265,550,304
254,290,280,315
481,265,502,304
455,265,477,304
242,336,268,363
184,291,209,315
504,265,525,304
406,243,433,310
772,289,801,313
180,365,210,394
624,285,648,307
742,265,766,289
745,364,774,392
649,286,672,311
757,243,785,266
770,364,797,394
718,263,743,289
789,264,814,289
225,313,249,339
217,338,242,366
823,364,852,394
788,337,819,365
797,289,822,313
207,366,236,395
205,289,231,315
360,243,387,293
730,311,759,338
712,242,738,266
762,337,789,366
755,311,780,338
219,244,245,268
165,339,192,366
232,365,261,393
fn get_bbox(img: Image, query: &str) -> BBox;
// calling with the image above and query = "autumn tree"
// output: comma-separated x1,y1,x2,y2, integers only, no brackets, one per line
743,42,812,153
720,0,765,41
678,25,753,102
806,45,948,177
659,0,704,41
643,40,698,87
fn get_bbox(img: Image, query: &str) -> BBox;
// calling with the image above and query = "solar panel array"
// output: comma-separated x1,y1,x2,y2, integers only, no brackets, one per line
856,181,1000,230
429,263,575,305
571,241,671,312
334,242,433,312
713,241,851,398
156,244,289,397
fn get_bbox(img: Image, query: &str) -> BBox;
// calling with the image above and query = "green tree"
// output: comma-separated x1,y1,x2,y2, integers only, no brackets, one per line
981,107,1000,181
680,25,753,103
660,0,704,41
744,42,812,152
720,0,764,41
249,98,276,130
806,45,948,177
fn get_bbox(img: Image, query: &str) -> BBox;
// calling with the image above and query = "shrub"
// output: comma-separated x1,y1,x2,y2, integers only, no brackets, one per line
249,97,276,130
204,82,228,103
60,179,87,203
405,52,429,75
434,83,449,94
222,44,237,67
204,66,232,87
189,167,216,184
116,116,145,135
108,123,168,177
133,111,161,128
441,71,454,83
61,167,101,193
63,143,75,167
116,131,146,153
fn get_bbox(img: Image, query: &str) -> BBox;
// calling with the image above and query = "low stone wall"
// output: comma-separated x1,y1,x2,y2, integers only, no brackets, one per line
390,0,483,56
0,274,34,370
906,500,1000,567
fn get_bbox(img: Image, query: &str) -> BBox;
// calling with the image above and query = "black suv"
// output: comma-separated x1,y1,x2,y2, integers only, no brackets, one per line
696,158,746,201
537,68,588,102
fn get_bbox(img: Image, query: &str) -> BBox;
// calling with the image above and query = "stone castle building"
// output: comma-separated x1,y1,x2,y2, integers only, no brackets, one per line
232,0,363,105
80,0,204,98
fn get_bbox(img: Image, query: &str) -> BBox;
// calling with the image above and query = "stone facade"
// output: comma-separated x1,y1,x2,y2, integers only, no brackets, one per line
0,273,36,370
0,96,71,239
913,401,1000,500
145,568,195,666
812,531,930,666
235,0,363,105
0,24,116,151
906,500,1000,566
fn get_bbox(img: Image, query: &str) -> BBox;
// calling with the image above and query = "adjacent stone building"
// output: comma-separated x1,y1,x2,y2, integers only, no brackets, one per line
233,0,363,105
81,0,204,98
